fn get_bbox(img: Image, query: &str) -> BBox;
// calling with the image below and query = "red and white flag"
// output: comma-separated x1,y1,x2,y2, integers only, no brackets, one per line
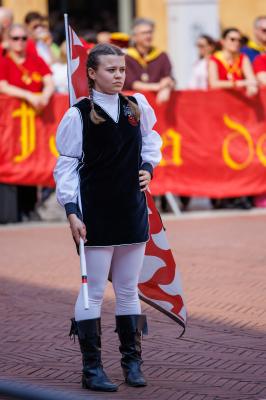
65,16,88,105
64,15,186,335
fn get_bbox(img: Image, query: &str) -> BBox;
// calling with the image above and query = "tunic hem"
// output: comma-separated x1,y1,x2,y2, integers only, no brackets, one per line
84,239,149,248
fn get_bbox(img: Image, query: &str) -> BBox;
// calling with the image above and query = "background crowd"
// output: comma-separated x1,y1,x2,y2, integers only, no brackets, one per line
1,6,266,222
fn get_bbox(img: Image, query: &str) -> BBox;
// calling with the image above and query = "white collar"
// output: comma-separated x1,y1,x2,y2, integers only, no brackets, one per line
92,89,120,122
92,89,119,104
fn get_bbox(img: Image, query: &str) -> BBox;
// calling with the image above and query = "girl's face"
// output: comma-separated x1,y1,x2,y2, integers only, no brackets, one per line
88,54,126,94
196,38,214,58
222,31,242,54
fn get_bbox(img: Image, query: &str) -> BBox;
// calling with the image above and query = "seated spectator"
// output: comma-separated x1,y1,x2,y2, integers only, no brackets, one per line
188,34,216,89
51,41,68,93
253,53,266,85
124,18,175,212
34,25,60,65
209,28,258,97
24,11,59,64
209,27,257,210
124,18,175,104
0,7,13,52
241,16,266,62
0,24,54,221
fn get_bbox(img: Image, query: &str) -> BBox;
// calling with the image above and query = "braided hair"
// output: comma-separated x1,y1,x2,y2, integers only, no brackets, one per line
87,43,140,124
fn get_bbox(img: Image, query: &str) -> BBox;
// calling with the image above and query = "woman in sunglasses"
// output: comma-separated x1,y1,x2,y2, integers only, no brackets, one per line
208,27,258,210
0,23,54,110
208,27,258,97
0,24,54,222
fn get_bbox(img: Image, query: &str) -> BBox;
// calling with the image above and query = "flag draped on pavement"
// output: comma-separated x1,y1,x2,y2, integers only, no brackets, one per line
64,14,186,335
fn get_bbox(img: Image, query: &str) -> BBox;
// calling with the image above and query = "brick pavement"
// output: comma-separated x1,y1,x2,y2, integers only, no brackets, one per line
0,213,266,400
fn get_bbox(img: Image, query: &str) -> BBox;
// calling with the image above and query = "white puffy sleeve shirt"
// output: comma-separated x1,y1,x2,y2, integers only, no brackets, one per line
53,93,162,212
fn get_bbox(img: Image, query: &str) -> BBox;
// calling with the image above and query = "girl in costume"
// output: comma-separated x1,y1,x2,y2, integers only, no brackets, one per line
54,43,162,392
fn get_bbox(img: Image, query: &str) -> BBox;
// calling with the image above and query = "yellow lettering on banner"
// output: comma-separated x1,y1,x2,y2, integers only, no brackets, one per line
12,101,36,162
222,114,254,170
160,128,183,166
256,133,266,167
49,134,59,157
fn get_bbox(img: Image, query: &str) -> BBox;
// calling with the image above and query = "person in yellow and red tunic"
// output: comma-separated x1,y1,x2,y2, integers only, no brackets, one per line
208,27,258,210
124,18,175,212
0,24,54,221
209,28,258,96
124,18,175,105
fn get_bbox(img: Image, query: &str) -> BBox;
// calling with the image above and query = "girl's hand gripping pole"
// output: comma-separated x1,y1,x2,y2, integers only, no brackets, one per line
79,238,89,309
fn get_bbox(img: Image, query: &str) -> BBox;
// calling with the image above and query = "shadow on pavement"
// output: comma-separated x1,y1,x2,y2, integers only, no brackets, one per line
0,277,265,400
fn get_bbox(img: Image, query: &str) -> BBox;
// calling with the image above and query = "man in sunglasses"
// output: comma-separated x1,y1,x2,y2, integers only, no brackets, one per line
241,15,266,62
0,23,54,222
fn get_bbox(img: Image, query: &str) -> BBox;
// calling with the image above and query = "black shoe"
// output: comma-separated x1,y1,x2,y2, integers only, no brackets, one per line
70,318,118,392
179,196,191,211
115,315,148,387
230,197,253,210
28,210,42,221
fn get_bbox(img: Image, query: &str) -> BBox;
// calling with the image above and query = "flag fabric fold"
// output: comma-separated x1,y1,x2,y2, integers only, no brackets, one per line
64,14,186,335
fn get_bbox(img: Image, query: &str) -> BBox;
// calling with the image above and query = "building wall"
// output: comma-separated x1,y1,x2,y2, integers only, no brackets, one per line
220,0,266,38
136,0,266,49
2,0,48,23
135,0,168,51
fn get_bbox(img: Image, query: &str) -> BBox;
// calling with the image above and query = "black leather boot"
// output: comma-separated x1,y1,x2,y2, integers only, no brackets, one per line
69,318,118,392
115,314,148,387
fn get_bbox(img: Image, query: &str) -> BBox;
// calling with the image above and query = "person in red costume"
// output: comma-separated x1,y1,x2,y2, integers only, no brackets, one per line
252,53,266,207
0,24,54,221
209,27,258,210
0,24,54,109
253,53,266,86
209,27,258,97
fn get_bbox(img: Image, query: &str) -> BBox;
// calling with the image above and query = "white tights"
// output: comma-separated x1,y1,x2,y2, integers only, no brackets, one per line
74,243,146,321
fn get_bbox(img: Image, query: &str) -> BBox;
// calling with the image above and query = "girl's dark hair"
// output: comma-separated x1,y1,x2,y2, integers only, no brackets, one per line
222,27,241,39
198,34,219,53
199,34,216,47
87,43,140,124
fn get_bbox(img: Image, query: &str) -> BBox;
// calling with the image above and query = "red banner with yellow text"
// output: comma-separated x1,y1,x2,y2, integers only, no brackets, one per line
1,89,266,197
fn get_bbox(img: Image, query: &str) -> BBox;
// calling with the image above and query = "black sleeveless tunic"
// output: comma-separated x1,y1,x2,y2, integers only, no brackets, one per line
74,95,149,247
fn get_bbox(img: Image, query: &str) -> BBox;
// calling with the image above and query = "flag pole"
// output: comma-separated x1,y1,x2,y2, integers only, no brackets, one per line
64,13,74,107
64,13,89,310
